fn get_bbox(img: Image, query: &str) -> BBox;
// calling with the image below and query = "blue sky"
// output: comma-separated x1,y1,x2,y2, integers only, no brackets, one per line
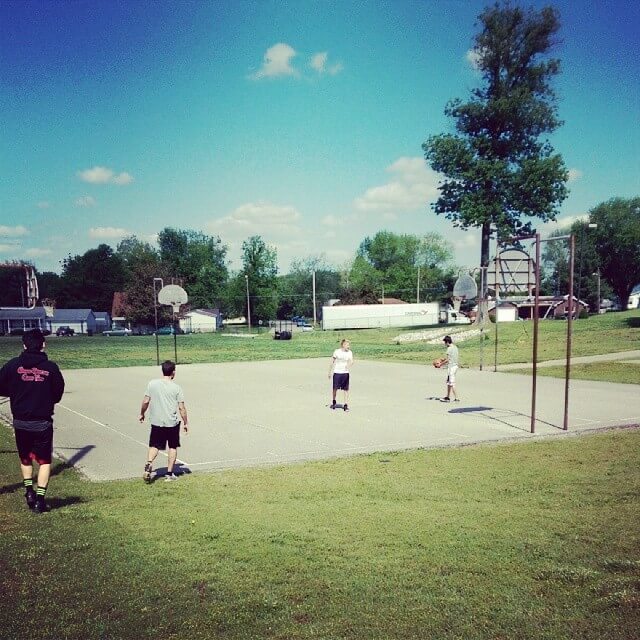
1,0,638,276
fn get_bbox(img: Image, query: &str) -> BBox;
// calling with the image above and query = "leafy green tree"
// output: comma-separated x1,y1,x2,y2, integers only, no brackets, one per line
116,236,170,326
241,236,278,324
157,228,228,308
277,255,341,320
352,231,453,301
589,197,640,307
58,244,126,311
0,263,35,306
36,271,63,304
423,2,568,320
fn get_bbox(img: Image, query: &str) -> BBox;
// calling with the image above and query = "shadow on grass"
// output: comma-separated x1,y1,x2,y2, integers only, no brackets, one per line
46,495,85,510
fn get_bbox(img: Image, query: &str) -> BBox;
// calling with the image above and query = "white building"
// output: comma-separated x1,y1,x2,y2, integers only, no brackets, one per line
179,308,220,333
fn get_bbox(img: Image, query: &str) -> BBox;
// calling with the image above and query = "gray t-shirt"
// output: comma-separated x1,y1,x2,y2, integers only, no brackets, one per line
145,378,185,427
446,344,459,367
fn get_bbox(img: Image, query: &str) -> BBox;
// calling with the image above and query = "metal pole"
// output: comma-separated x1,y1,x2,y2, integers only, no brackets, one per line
416,265,420,303
563,234,575,430
173,312,178,364
312,270,317,326
479,267,485,371
245,275,251,332
494,249,499,372
531,233,541,434
153,278,163,366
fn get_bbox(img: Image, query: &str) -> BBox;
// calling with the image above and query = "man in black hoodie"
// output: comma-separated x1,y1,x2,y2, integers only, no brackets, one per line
0,329,65,513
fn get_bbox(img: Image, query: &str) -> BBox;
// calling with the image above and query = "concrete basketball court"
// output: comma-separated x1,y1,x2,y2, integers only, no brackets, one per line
2,358,638,481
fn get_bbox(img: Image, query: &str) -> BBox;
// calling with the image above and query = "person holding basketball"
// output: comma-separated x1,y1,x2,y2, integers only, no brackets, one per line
139,360,189,483
0,329,65,513
328,339,353,411
439,335,460,402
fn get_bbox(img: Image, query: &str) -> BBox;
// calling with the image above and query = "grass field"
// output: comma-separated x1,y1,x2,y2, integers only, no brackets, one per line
519,361,640,385
1,426,638,639
1,310,638,373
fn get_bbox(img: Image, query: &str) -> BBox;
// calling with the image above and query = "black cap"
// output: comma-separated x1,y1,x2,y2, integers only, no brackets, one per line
443,335,452,344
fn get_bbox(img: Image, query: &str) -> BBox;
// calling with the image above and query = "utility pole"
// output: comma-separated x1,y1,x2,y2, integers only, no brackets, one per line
245,274,251,331
312,270,317,326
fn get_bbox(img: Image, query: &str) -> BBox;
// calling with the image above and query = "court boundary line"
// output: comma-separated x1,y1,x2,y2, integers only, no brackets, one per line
58,404,189,466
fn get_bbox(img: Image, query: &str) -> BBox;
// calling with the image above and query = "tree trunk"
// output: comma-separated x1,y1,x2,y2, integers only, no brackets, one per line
474,222,491,327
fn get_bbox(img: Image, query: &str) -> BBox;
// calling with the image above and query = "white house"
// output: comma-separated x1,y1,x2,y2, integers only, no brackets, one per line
50,309,97,335
627,284,640,310
179,308,220,333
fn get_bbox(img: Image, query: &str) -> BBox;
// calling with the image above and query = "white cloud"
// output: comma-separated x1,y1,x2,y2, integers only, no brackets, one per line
25,248,52,257
75,196,97,207
0,243,20,253
310,51,343,75
250,43,298,79
209,201,303,241
0,225,28,237
567,168,582,182
354,157,440,213
77,166,134,185
37,201,51,209
466,48,481,70
89,226,131,239
321,214,342,227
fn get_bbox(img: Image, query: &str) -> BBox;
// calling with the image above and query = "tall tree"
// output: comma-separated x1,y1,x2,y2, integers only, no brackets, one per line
542,224,612,311
58,245,126,311
353,231,453,301
423,2,568,321
157,228,228,308
276,255,340,320
116,236,170,326
241,236,278,324
589,197,640,308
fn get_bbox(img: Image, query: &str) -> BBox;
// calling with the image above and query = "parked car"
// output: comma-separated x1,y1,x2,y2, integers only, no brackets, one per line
56,326,75,337
153,326,184,335
102,327,132,336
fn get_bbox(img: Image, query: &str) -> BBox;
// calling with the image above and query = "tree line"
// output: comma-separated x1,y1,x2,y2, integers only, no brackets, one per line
26,229,458,326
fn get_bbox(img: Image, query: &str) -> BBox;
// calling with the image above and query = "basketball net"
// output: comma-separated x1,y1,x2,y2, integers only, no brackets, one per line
453,296,462,313
42,298,56,318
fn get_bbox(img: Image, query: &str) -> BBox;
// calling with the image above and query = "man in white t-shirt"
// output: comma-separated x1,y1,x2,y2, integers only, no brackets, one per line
440,335,460,402
328,339,353,411
139,360,189,482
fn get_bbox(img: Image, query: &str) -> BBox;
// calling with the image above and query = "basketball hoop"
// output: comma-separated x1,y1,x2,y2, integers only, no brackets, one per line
452,273,478,314
157,284,188,314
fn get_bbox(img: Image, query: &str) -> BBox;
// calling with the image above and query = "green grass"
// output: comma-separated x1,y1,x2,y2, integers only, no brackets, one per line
521,362,640,385
1,310,638,372
1,426,638,639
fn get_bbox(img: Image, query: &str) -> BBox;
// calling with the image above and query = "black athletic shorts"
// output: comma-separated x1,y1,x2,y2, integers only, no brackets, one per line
333,372,350,391
149,424,181,450
15,426,53,465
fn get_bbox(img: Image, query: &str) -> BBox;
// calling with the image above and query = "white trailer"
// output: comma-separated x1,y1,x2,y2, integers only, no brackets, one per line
322,303,440,330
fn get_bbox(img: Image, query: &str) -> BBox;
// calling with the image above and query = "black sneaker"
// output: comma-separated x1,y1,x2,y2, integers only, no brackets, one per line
25,488,36,510
143,462,153,484
343,404,349,412
330,401,337,409
33,497,50,514
439,397,450,403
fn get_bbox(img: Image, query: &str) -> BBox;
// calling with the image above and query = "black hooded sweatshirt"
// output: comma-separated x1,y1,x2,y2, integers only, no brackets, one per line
0,349,65,422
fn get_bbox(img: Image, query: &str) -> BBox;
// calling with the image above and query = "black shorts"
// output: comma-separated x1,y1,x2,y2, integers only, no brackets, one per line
149,424,181,450
333,372,350,391
15,426,53,465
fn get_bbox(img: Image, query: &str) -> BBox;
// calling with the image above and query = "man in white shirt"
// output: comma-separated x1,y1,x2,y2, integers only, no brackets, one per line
139,360,189,482
440,335,460,402
328,339,353,411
